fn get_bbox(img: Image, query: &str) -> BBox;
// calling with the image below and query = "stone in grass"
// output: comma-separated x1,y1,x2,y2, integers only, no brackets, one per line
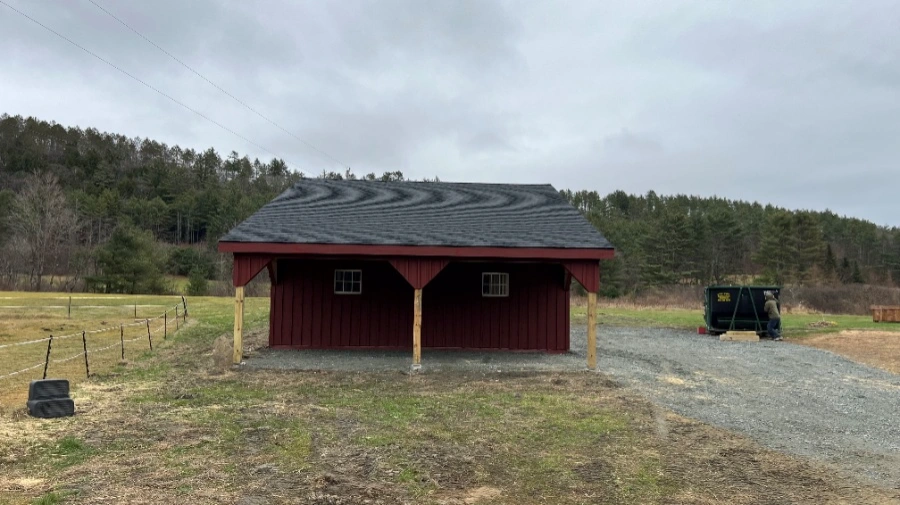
211,334,233,373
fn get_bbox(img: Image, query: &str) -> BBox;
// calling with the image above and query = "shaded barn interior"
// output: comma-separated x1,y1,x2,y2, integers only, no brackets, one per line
268,259,571,351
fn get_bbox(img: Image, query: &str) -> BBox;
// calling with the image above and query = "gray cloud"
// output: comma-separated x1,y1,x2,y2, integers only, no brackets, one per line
1,0,898,225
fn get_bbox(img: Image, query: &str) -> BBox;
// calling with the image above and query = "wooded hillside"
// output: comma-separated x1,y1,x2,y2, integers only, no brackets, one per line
561,190,900,296
1,114,897,296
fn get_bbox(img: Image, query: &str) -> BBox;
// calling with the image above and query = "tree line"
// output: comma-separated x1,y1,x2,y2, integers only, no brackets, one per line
560,189,899,297
1,114,897,296
0,114,412,294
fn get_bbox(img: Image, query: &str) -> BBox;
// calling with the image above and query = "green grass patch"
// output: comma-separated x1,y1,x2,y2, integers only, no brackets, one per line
30,490,76,505
276,423,313,471
46,437,93,470
622,458,677,499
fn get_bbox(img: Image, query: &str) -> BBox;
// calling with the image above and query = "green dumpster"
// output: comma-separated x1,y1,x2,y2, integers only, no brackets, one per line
703,285,781,336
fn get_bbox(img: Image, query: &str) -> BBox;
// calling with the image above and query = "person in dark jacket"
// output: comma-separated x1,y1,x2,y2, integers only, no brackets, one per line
764,291,782,341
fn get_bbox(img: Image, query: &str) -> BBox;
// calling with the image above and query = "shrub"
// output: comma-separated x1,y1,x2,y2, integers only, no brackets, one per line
187,267,209,296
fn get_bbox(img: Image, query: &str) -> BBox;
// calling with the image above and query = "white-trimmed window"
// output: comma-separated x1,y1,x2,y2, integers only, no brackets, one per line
482,272,509,297
334,269,362,294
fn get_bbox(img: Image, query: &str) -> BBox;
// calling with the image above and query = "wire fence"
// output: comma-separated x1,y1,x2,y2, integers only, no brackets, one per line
0,295,180,320
0,296,189,383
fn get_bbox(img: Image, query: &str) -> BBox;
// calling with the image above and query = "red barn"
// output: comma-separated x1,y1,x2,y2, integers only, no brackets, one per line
218,180,613,369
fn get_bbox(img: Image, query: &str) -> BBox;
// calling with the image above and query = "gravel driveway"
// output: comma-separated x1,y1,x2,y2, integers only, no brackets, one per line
585,326,900,488
246,325,900,487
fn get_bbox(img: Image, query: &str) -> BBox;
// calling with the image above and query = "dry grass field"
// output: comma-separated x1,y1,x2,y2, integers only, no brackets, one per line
798,330,900,374
1,292,898,504
0,292,264,410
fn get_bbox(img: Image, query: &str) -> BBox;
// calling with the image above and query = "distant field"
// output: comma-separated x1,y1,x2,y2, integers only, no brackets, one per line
572,304,900,335
0,292,268,410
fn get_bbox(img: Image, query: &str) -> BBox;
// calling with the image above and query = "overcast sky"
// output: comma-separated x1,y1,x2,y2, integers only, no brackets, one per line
2,0,899,225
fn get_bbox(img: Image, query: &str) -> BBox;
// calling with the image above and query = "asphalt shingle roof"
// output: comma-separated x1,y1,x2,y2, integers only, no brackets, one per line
221,180,613,250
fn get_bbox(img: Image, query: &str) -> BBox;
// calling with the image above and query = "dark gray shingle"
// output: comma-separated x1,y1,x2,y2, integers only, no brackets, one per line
221,180,613,250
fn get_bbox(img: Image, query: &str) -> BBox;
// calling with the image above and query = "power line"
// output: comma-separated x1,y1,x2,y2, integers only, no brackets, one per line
86,0,349,170
0,0,301,170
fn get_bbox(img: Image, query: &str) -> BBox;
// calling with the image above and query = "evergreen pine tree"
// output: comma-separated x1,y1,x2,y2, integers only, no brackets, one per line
793,212,825,284
753,211,796,284
839,257,852,283
706,210,742,284
851,261,865,283
823,244,838,282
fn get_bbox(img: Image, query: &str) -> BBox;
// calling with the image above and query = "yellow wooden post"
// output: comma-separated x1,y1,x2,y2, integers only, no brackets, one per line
233,286,245,364
587,292,597,370
413,288,422,368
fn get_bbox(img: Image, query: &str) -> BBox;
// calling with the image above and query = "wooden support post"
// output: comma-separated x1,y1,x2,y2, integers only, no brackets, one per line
587,292,597,370
68,296,71,319
412,288,422,369
233,286,244,364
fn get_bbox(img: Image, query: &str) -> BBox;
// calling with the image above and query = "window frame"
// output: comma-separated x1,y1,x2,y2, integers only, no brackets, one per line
334,269,362,295
481,272,509,297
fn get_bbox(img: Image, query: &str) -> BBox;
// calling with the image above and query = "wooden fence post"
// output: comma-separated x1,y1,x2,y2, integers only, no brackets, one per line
182,296,188,321
82,331,90,378
43,336,53,380
146,319,152,350
68,297,71,319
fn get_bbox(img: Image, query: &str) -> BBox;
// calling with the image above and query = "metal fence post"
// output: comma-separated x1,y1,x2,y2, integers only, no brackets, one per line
82,331,90,378
120,324,125,360
43,335,53,380
68,297,71,319
146,319,152,350
164,312,167,340
182,296,188,321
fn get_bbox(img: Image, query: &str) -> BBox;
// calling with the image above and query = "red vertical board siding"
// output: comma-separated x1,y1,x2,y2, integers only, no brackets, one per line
269,259,569,350
276,270,286,345
563,290,570,351
267,282,274,345
233,254,273,287
291,276,302,346
389,258,448,289
563,260,600,293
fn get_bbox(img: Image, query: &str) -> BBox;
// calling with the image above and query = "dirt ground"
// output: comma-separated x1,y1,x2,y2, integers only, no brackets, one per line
1,328,899,504
798,330,900,374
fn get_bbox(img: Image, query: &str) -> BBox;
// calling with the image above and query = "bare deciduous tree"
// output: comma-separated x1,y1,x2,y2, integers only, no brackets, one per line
9,171,79,291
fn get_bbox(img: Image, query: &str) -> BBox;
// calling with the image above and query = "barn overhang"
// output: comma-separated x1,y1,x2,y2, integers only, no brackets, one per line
219,241,614,261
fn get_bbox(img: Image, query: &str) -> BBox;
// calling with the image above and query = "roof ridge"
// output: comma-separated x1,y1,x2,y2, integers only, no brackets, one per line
298,179,555,188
